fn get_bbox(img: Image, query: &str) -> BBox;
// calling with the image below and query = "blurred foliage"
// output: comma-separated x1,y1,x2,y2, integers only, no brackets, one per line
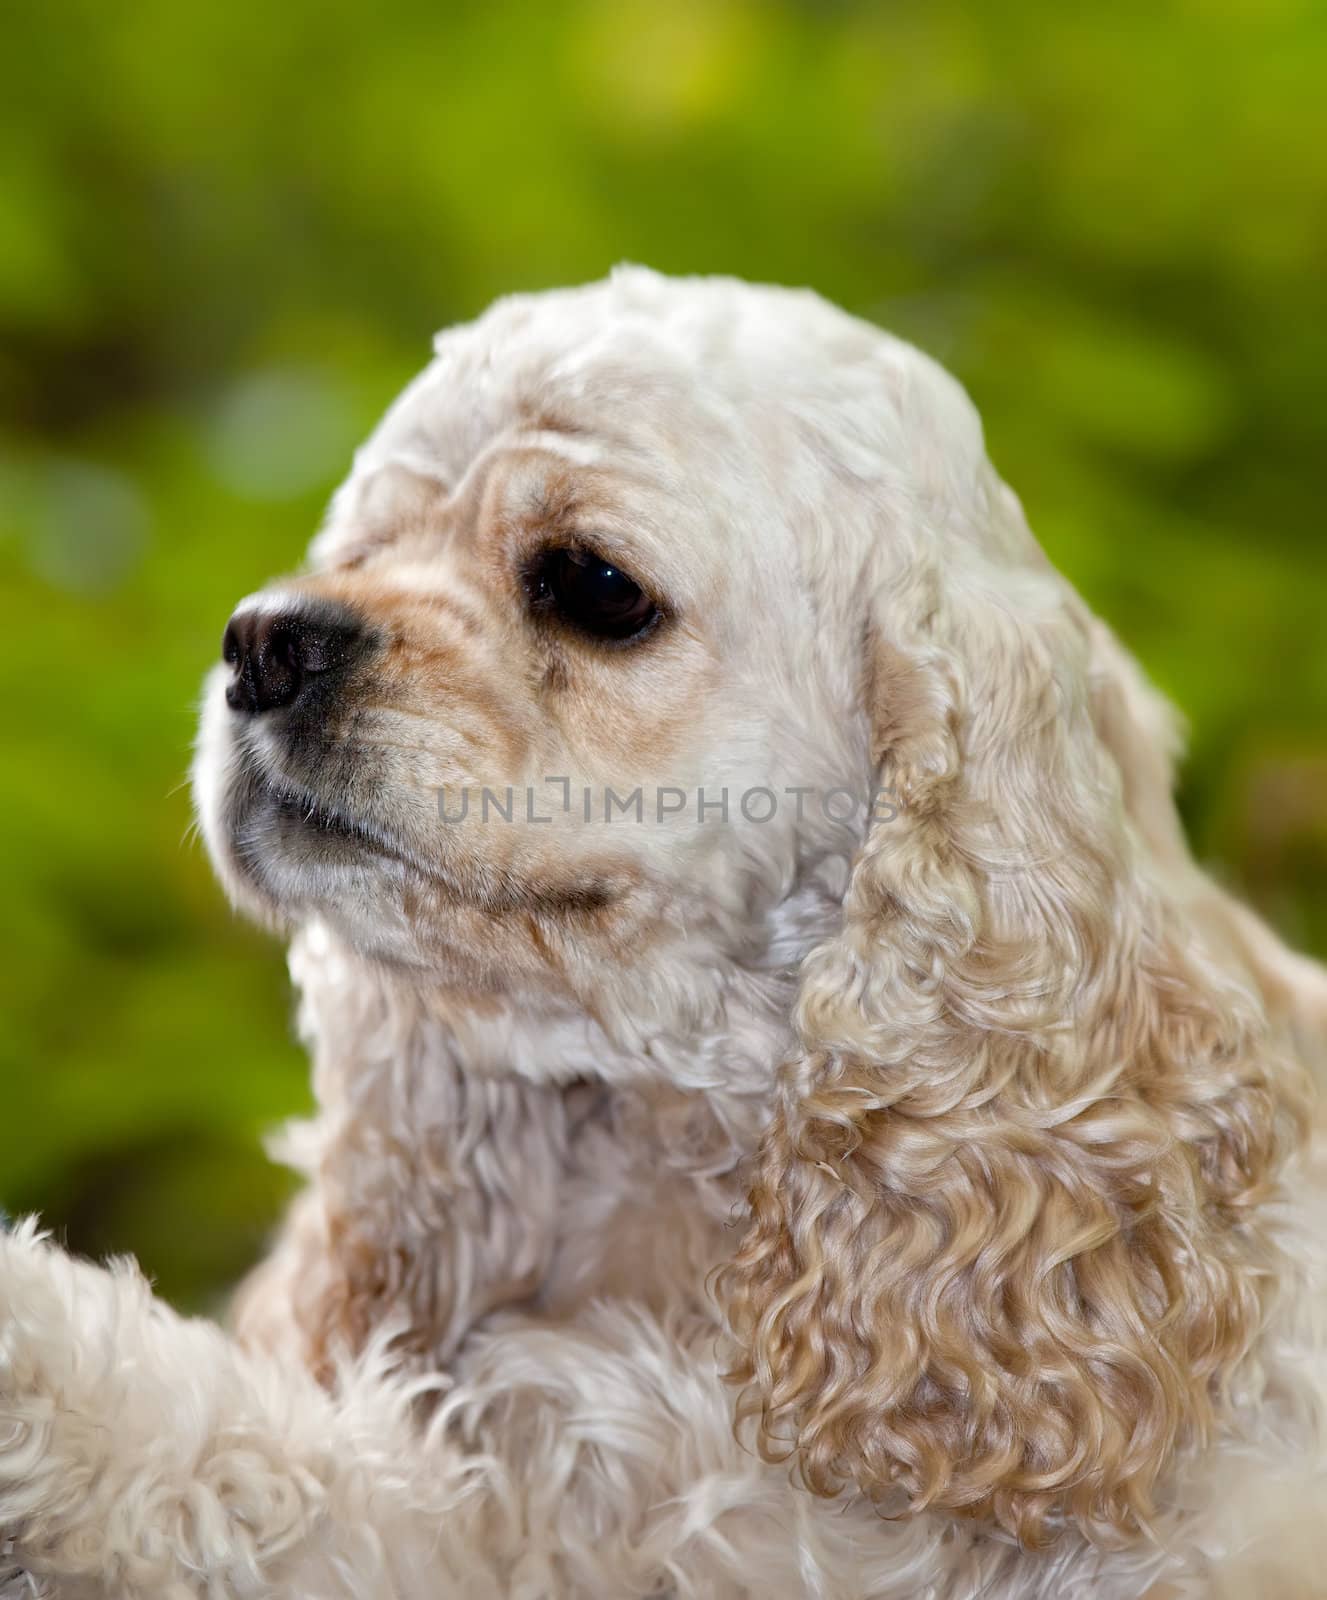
1,0,1325,1311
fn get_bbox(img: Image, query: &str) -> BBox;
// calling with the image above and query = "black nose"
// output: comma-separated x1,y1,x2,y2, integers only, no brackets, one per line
222,602,363,715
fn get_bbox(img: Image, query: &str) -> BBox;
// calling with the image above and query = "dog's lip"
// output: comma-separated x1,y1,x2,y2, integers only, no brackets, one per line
257,771,415,868
246,769,622,918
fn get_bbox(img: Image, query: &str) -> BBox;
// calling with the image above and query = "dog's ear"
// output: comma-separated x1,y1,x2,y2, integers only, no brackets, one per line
719,397,1309,1545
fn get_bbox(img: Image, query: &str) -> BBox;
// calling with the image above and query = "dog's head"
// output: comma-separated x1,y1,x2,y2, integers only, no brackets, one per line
194,269,1308,1544
195,270,900,1034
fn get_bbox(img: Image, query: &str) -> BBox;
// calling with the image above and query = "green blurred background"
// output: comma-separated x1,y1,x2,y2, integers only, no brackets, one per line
2,0,1324,1312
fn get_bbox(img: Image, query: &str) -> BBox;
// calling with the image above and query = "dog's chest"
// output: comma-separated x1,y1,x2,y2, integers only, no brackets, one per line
534,1083,746,1324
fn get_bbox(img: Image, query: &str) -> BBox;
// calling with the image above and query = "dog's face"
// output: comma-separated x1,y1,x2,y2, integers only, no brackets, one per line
195,272,877,1024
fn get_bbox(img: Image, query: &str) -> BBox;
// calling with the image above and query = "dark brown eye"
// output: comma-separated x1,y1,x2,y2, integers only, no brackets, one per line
525,547,660,642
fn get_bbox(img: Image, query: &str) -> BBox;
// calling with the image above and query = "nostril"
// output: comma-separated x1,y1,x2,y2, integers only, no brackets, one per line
255,621,302,708
221,619,243,669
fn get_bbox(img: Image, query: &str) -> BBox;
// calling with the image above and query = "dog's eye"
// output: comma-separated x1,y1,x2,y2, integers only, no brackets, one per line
525,548,660,642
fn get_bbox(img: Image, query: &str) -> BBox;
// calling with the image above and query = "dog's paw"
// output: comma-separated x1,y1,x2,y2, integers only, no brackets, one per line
0,1222,335,1597
0,1222,122,1548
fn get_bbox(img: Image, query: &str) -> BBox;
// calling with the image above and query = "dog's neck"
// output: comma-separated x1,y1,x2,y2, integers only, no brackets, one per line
287,914,798,1098
264,916,802,1366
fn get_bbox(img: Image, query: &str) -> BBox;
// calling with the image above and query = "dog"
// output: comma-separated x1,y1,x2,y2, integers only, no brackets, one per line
2,268,1326,1599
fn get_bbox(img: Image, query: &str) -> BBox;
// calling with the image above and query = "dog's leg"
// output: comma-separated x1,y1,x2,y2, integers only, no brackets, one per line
0,1221,487,1599
0,1222,931,1600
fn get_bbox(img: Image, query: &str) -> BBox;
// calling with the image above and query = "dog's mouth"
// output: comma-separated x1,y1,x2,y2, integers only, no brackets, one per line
260,773,403,862
217,743,625,925
214,727,421,899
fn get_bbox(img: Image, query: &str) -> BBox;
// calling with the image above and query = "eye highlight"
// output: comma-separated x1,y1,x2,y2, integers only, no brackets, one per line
524,547,661,643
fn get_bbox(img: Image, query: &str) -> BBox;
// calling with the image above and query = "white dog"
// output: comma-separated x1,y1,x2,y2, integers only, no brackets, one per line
3,269,1327,1599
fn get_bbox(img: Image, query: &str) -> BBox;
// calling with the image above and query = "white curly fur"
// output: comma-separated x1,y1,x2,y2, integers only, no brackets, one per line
3,269,1326,1598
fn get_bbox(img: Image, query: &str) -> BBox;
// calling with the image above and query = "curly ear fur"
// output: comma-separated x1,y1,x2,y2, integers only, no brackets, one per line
719,434,1312,1546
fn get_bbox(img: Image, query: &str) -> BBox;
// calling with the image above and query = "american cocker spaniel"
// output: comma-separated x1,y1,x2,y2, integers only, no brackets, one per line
3,269,1327,1599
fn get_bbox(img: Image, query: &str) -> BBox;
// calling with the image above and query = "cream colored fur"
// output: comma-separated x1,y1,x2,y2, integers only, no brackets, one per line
2,269,1326,1598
